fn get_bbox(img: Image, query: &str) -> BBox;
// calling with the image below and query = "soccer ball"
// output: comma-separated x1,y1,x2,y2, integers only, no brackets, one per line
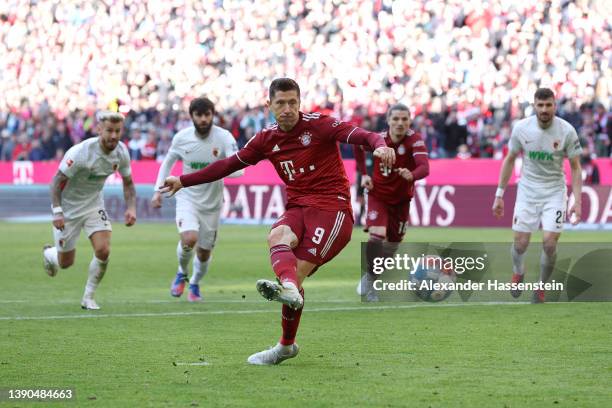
410,255,456,302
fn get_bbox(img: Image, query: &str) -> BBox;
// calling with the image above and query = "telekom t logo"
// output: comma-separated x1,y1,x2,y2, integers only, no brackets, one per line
13,161,34,184
379,162,392,177
280,160,296,181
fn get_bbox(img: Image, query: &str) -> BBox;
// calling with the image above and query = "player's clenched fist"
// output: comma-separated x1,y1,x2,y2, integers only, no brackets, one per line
373,146,396,168
150,191,163,209
160,176,184,197
397,168,413,182
52,213,65,231
124,209,137,226
492,197,504,219
361,175,373,190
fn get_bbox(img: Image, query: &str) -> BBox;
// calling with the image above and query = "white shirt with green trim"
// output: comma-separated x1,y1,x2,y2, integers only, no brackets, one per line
155,125,240,212
509,115,581,202
58,137,131,218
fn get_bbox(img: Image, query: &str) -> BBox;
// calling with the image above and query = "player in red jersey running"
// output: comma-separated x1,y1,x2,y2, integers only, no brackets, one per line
354,104,429,300
161,78,395,365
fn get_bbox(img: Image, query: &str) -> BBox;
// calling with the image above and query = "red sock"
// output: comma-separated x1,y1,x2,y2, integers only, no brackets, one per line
270,244,297,286
280,287,304,345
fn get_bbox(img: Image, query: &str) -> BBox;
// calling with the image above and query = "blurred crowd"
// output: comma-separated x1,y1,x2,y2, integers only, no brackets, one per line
0,0,610,162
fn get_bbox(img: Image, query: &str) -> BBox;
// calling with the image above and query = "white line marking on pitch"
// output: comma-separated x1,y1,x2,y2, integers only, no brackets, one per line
0,302,527,321
0,299,351,305
174,362,211,366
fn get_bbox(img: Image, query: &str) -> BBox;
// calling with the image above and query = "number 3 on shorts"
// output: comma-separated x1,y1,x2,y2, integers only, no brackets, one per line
312,227,325,245
99,209,108,221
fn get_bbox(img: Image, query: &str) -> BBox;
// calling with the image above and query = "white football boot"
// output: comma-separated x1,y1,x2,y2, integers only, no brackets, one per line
255,280,303,310
247,343,299,365
357,274,379,301
81,297,100,310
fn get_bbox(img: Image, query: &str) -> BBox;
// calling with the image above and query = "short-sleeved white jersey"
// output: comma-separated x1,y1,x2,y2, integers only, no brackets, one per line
58,137,131,218
155,125,239,212
509,116,581,202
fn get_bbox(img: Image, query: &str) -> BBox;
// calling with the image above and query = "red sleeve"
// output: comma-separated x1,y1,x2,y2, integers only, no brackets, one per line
180,155,248,187
318,115,386,151
410,134,429,180
411,153,429,180
353,146,367,174
235,132,266,166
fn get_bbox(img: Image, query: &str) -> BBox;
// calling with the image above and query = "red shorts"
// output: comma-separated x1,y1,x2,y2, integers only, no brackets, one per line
365,194,411,242
272,206,353,267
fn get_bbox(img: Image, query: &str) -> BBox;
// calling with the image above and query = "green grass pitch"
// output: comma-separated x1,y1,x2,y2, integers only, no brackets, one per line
1,222,611,407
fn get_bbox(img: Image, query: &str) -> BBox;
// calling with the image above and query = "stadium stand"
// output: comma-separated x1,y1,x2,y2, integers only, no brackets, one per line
0,0,610,161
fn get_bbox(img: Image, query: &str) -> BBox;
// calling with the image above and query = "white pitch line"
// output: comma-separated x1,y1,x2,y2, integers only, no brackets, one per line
0,299,352,305
0,302,527,321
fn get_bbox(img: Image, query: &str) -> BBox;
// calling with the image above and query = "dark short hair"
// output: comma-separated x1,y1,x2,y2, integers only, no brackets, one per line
189,97,215,116
269,78,300,100
534,88,555,101
387,103,410,119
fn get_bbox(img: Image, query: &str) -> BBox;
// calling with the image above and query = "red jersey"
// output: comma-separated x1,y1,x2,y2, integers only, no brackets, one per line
362,130,429,204
236,112,385,212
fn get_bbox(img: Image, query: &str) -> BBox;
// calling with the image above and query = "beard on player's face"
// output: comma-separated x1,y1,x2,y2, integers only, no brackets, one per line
536,111,553,124
194,120,212,135
535,99,555,124
98,123,122,152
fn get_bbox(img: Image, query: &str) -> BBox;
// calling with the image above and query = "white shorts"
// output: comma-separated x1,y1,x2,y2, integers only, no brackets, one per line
512,198,567,233
175,200,220,250
54,208,112,252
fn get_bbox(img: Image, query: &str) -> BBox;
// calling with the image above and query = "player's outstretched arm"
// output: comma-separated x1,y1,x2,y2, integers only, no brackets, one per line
160,155,248,197
492,151,517,219
568,156,582,225
328,118,395,168
49,171,69,231
121,175,137,226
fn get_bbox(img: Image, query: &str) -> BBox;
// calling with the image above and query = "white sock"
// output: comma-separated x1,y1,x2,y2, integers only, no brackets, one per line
539,251,556,283
511,244,526,275
189,256,210,285
282,281,298,291
44,246,59,266
276,342,294,352
84,256,108,299
177,241,193,275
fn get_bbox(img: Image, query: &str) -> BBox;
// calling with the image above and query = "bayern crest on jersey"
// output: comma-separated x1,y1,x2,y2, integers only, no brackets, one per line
397,145,406,155
212,147,220,157
300,132,312,146
553,140,560,150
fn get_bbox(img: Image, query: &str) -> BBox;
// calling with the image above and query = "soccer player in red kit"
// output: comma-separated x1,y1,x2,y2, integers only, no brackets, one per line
161,78,395,365
354,104,429,300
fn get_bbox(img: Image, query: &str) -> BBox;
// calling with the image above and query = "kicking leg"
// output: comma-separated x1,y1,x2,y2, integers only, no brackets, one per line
255,225,303,309
248,259,315,365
